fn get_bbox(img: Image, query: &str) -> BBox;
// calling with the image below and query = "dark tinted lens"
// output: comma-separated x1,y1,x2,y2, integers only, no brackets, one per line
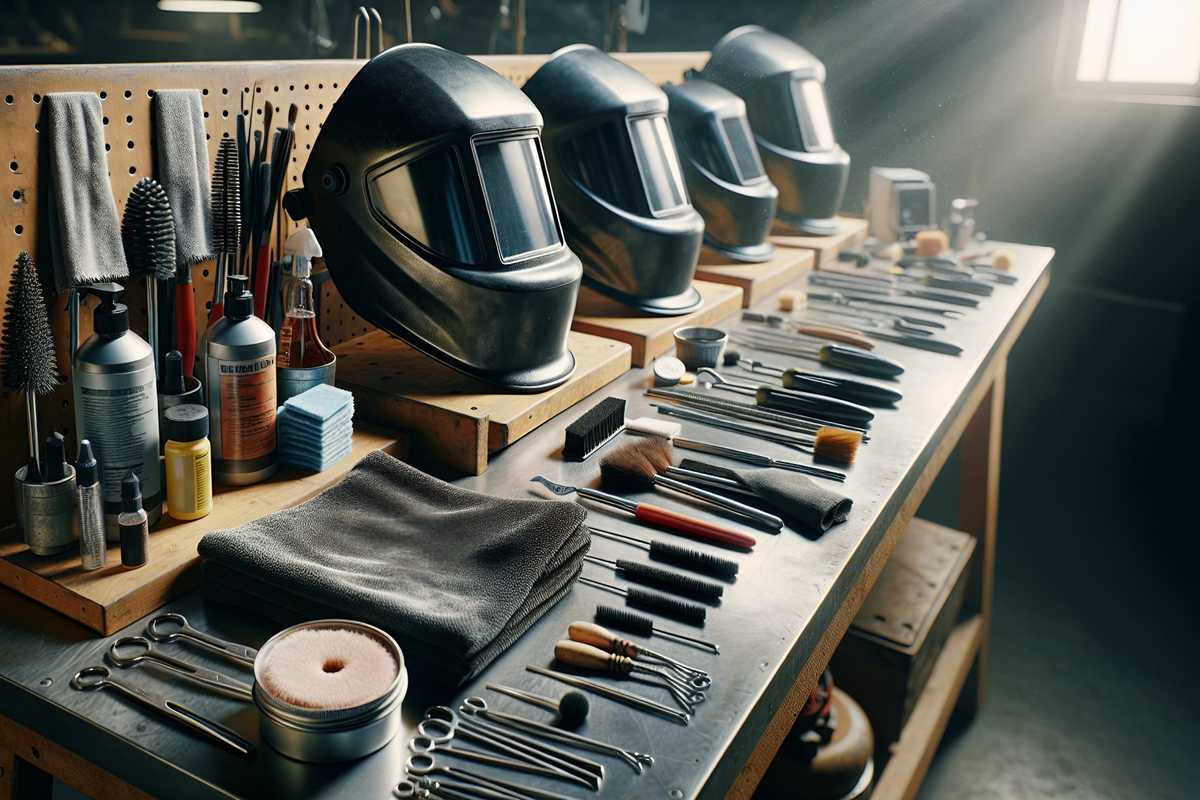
629,115,688,213
569,122,643,211
721,115,765,181
792,78,835,151
691,120,736,183
370,148,481,264
477,137,560,261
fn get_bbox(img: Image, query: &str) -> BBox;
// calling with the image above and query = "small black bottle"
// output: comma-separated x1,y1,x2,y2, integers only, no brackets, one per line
118,472,149,568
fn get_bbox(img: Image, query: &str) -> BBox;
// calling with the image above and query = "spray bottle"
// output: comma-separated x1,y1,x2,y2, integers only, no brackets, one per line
73,283,162,539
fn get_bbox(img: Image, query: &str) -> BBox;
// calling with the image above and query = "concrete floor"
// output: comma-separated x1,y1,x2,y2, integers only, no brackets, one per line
916,289,1199,799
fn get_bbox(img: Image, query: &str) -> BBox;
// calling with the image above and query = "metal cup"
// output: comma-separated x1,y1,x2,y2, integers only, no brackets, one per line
277,358,337,407
14,464,81,556
673,327,728,370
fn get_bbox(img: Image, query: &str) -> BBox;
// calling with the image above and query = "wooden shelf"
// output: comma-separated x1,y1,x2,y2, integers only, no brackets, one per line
0,427,407,635
870,615,984,800
771,216,869,267
694,246,814,308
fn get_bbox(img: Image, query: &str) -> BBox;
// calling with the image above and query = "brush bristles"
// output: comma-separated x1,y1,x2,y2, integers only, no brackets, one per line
599,437,674,492
563,396,625,461
813,427,861,466
1,252,58,396
122,178,176,279
211,136,242,257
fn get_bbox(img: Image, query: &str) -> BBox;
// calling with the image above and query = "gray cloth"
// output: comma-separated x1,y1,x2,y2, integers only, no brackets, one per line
679,458,852,534
152,89,212,265
198,451,589,685
44,93,129,293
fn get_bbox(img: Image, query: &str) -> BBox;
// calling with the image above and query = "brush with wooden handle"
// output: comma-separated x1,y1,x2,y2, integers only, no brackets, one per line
553,640,704,712
567,622,710,682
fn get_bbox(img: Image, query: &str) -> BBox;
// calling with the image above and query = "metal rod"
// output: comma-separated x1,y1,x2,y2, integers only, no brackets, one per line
526,666,689,725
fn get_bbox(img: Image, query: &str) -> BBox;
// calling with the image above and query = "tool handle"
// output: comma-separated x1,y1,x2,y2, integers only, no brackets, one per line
633,502,756,550
614,558,724,602
793,323,874,350
923,274,993,297
647,540,739,579
175,283,196,379
555,640,633,676
756,386,875,427
781,369,903,406
252,246,271,319
569,622,639,659
818,344,905,379
904,287,979,307
868,330,964,356
653,474,783,532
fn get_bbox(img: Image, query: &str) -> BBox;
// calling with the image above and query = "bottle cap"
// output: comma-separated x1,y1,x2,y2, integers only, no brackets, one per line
223,274,255,321
161,350,186,395
45,432,67,481
164,404,209,442
121,471,143,513
76,439,98,486
80,282,129,337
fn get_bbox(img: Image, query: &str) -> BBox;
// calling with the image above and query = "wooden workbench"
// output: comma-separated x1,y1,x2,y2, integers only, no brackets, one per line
0,244,1051,800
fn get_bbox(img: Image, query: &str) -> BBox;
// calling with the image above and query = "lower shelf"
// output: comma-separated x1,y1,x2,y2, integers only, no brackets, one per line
870,615,984,800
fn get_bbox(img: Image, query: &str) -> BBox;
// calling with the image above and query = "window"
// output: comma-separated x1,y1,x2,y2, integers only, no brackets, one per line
792,79,836,152
689,116,766,185
369,148,482,265
721,116,765,182
475,137,560,262
627,114,688,214
567,122,643,211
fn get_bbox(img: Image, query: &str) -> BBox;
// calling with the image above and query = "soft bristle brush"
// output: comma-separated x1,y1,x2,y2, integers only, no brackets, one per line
583,555,724,603
210,136,242,324
1,252,58,478
589,526,739,579
578,577,706,625
122,178,176,375
594,605,719,655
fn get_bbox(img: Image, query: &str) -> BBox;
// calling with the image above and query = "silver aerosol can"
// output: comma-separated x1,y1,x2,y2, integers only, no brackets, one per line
73,283,162,539
204,274,278,485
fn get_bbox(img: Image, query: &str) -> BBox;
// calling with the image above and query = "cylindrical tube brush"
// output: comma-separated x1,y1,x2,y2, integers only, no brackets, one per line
121,178,176,377
1,252,59,479
210,136,242,325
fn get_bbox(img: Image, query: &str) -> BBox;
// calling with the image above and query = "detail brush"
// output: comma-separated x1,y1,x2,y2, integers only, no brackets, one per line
210,136,242,324
122,178,176,376
1,252,59,478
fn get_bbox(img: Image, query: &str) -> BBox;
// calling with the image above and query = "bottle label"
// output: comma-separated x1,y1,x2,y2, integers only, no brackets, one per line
216,355,277,461
75,369,161,508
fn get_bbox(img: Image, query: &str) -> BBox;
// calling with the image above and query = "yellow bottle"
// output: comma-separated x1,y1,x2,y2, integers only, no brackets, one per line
163,404,213,522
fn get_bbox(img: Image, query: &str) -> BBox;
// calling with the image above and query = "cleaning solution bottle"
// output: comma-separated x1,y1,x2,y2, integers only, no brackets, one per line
163,404,212,521
118,471,149,568
278,228,335,370
73,282,162,539
76,440,107,571
204,274,278,485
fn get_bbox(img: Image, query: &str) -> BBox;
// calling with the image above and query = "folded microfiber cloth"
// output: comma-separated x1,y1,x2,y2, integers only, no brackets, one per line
153,89,212,265
44,93,129,293
283,383,354,421
679,457,852,534
198,450,589,685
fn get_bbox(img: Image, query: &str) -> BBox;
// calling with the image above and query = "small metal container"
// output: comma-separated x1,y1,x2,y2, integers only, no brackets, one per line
277,359,337,407
673,326,728,370
253,619,407,763
14,464,81,556
158,375,203,435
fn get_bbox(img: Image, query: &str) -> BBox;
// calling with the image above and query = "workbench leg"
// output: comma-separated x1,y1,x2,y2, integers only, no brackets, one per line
956,361,1006,718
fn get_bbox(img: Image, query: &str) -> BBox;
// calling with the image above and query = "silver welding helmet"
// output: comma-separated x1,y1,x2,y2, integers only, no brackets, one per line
286,44,581,392
701,25,850,236
663,79,779,263
523,45,705,316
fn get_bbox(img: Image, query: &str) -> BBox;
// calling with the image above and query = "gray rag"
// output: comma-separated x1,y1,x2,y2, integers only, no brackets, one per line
679,458,852,534
152,89,212,265
198,451,589,685
44,93,129,293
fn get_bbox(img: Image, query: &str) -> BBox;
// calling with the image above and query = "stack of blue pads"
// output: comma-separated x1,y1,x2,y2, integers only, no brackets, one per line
277,384,355,472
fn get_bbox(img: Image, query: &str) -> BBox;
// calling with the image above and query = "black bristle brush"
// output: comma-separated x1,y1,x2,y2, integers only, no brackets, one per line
594,605,720,655
122,178,176,376
1,252,58,480
209,136,242,324
563,397,626,461
582,555,724,603
578,576,706,625
589,527,739,579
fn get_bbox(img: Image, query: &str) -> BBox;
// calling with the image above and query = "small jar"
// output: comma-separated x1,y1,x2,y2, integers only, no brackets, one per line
163,404,213,522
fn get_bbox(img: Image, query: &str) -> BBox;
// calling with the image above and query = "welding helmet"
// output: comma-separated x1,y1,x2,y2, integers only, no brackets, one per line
524,45,705,316
663,79,779,263
701,25,850,236
287,44,581,391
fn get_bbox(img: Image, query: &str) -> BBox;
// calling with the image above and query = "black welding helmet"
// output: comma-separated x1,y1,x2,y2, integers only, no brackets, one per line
523,45,705,316
663,79,778,263
287,44,581,391
700,25,850,236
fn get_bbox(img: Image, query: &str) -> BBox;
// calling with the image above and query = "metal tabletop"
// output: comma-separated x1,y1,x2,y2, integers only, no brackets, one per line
0,243,1053,800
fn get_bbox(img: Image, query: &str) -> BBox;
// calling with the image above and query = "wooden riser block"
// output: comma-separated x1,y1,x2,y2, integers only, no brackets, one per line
771,216,869,267
0,428,406,635
334,331,632,475
571,280,744,367
694,246,814,308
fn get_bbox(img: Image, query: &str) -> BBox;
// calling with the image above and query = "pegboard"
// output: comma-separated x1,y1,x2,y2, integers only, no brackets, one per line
0,51,708,524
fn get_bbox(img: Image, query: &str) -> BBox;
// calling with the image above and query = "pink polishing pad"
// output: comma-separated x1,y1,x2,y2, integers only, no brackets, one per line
259,627,398,710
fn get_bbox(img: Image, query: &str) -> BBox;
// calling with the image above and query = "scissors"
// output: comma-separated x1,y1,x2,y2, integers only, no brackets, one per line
107,636,253,701
408,734,575,784
395,775,525,800
71,666,254,756
145,613,257,667
405,754,575,800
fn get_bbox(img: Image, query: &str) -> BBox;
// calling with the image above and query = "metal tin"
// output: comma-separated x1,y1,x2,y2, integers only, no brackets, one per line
204,314,279,486
158,375,203,436
674,327,728,370
277,358,337,407
14,464,80,556
253,620,407,763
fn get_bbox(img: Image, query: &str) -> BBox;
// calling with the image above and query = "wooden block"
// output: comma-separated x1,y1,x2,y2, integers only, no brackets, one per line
694,246,814,308
334,331,632,475
571,280,744,366
771,216,869,267
0,428,407,635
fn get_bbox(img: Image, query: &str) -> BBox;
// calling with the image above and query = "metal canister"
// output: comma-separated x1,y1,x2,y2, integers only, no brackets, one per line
277,358,337,407
253,620,407,763
14,464,80,556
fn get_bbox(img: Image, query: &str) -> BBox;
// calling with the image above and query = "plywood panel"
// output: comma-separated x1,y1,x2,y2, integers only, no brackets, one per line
695,246,813,308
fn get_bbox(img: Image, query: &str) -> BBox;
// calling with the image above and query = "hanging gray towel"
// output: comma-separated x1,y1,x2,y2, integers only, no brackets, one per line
679,457,852,534
44,93,129,293
152,89,212,265
199,450,590,685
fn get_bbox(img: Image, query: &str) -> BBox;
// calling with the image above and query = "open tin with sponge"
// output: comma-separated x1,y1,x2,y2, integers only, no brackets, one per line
253,619,407,762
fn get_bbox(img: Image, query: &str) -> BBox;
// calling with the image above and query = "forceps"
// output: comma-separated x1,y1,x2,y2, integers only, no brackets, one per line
70,666,254,756
107,636,253,701
145,612,257,667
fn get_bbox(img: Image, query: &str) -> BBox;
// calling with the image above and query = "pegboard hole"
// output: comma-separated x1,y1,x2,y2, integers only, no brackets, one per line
256,86,262,93
273,85,280,92
223,110,230,118
4,95,13,104
126,140,134,149
32,93,42,103
123,89,132,99
333,82,339,89
102,116,109,125
125,114,133,124
289,84,295,91
202,88,209,96
99,90,108,100
202,269,210,278
318,83,324,89
15,225,24,235
12,189,23,201
147,89,155,98
128,165,136,175
304,83,311,90
8,161,17,172
203,111,210,119
105,143,111,151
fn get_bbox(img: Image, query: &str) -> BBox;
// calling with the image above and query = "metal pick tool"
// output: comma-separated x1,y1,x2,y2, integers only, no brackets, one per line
106,636,253,701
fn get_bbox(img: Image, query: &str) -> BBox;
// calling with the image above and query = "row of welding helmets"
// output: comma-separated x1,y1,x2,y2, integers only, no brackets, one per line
286,25,850,391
